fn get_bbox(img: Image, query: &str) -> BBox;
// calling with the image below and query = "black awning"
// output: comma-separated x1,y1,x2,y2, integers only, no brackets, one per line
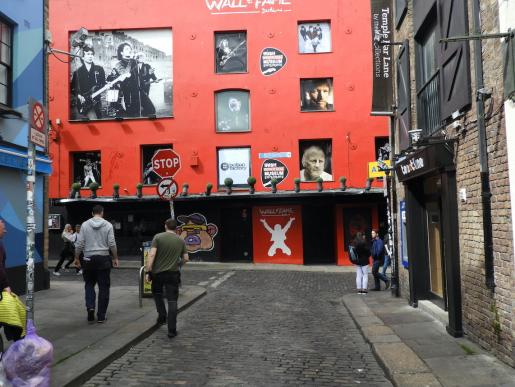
395,143,454,182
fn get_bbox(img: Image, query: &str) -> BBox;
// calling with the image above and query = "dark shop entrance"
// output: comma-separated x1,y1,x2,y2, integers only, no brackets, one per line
220,207,253,262
302,204,336,264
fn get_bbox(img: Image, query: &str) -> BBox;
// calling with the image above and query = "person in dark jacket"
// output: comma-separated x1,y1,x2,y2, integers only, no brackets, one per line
371,230,390,291
351,232,371,294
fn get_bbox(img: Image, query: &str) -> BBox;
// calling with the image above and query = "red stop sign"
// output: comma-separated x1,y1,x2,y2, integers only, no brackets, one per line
151,149,181,178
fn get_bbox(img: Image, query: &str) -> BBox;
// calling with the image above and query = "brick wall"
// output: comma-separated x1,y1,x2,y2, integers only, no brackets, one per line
393,0,514,366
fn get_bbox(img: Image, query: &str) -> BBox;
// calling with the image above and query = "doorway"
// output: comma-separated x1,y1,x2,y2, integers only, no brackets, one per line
426,201,445,299
302,205,335,264
221,207,253,261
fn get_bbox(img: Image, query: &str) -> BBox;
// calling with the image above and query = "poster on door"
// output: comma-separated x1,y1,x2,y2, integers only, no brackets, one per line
252,206,303,264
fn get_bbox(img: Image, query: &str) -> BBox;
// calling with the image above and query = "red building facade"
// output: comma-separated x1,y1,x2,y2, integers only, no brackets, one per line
48,0,388,265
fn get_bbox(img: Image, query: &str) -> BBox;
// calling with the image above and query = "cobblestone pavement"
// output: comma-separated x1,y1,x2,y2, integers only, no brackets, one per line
84,269,392,386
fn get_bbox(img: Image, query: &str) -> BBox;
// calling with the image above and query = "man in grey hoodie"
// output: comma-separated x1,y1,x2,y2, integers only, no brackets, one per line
74,205,119,323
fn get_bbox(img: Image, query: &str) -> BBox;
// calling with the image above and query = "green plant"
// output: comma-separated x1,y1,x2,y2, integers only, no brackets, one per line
293,178,301,193
89,182,99,191
113,183,120,199
293,178,300,184
224,178,233,187
205,183,213,196
339,176,347,191
491,301,502,340
247,176,256,185
136,183,144,190
113,183,120,189
72,182,82,190
270,178,278,193
70,182,82,199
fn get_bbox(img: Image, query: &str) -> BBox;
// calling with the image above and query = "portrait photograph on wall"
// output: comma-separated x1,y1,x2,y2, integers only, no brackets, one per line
141,144,173,185
72,151,101,188
300,78,334,112
299,139,333,182
215,31,247,73
298,21,332,54
217,147,251,187
216,90,250,132
69,28,173,121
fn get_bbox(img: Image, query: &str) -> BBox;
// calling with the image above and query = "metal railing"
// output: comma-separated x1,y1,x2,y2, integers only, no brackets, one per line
416,72,441,136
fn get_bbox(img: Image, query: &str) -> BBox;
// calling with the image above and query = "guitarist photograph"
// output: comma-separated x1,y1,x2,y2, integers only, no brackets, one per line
215,32,247,73
70,45,106,120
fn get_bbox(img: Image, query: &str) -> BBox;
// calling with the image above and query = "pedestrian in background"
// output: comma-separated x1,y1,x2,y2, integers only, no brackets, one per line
53,224,75,276
350,232,371,294
74,205,119,323
371,230,390,291
382,234,392,280
145,218,189,338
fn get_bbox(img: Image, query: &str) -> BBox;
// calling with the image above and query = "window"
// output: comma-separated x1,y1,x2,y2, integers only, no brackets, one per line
141,144,172,185
72,151,101,188
217,147,251,187
415,19,441,135
299,139,333,182
298,21,332,54
215,32,247,74
300,78,334,112
215,90,250,132
0,20,12,106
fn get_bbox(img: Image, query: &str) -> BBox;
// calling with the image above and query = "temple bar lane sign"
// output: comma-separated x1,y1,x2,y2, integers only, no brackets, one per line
370,0,394,115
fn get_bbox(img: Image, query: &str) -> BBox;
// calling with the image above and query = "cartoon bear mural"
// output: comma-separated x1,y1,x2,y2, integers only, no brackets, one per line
177,213,218,253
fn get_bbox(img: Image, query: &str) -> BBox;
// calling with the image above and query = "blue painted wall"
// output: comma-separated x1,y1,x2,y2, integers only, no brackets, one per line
0,0,47,274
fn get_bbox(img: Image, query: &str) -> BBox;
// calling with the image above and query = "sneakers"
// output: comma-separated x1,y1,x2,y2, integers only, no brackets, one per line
385,280,391,290
167,330,177,338
97,317,107,323
76,270,83,275
52,271,61,276
87,309,95,322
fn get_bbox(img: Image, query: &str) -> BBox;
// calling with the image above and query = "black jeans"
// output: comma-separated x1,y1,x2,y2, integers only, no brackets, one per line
55,245,75,272
82,255,112,320
372,259,389,290
151,271,180,334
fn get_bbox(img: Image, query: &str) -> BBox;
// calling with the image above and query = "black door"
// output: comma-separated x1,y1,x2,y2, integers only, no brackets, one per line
302,205,335,264
221,207,252,261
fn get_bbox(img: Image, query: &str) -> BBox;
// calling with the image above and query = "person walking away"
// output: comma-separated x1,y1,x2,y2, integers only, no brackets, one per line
145,218,189,338
74,205,119,323
371,230,390,291
350,232,371,294
381,234,392,280
53,224,76,276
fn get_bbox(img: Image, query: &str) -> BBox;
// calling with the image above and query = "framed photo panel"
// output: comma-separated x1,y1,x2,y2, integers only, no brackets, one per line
298,21,332,54
300,78,334,112
216,90,250,132
69,28,173,121
217,147,251,187
141,144,173,185
72,151,101,188
299,139,333,182
215,32,247,73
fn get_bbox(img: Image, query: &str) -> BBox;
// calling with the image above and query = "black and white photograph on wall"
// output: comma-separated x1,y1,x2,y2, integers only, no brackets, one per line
215,32,247,73
48,214,61,230
216,90,250,132
141,144,173,185
300,78,334,112
69,28,173,121
299,140,333,182
217,147,251,187
72,151,101,188
298,21,331,54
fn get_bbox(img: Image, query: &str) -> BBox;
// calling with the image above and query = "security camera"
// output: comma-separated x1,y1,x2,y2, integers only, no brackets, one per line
71,27,89,48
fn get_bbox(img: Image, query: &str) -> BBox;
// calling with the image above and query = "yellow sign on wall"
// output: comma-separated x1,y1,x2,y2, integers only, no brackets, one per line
368,160,391,178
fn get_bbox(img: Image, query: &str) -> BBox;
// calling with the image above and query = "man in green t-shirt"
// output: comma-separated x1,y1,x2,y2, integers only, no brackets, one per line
145,218,189,338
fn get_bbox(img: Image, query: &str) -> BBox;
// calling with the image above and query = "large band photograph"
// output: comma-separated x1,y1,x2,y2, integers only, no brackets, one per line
69,28,173,121
72,151,101,188
300,78,334,112
299,139,333,182
298,21,332,54
215,32,247,74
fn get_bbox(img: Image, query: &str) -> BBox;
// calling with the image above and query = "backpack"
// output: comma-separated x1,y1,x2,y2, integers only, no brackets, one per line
349,245,358,264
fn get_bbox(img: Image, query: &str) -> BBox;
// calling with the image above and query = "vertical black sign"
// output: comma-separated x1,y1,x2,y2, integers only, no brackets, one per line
371,0,394,115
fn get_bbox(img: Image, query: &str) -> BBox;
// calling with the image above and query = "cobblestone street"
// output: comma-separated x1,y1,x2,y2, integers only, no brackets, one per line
82,269,392,386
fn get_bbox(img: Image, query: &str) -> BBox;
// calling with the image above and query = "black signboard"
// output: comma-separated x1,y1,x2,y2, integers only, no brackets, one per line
395,144,454,182
261,159,288,187
260,48,287,76
370,0,394,115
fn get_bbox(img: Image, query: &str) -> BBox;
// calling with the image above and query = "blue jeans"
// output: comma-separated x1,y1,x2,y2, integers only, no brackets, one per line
381,255,391,278
152,271,180,334
83,255,112,320
372,259,389,290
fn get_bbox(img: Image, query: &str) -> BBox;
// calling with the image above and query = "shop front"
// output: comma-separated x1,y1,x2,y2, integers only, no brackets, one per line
395,143,463,337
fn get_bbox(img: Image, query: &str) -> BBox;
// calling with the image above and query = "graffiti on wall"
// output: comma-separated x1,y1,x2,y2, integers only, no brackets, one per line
177,213,218,253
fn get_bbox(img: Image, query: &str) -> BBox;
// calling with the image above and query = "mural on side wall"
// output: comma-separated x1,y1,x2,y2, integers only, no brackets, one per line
69,28,173,121
177,213,218,253
252,206,303,264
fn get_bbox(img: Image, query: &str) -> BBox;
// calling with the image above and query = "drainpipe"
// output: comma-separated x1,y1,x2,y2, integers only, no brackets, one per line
472,0,495,290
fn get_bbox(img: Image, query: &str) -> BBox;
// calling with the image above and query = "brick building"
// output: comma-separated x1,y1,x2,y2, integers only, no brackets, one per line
0,0,51,293
47,1,389,265
390,0,515,366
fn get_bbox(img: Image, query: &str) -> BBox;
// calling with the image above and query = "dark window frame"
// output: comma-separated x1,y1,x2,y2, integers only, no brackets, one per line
214,89,251,133
140,143,173,186
0,19,13,107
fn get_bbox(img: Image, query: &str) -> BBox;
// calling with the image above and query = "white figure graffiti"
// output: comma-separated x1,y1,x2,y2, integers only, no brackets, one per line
260,217,295,256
